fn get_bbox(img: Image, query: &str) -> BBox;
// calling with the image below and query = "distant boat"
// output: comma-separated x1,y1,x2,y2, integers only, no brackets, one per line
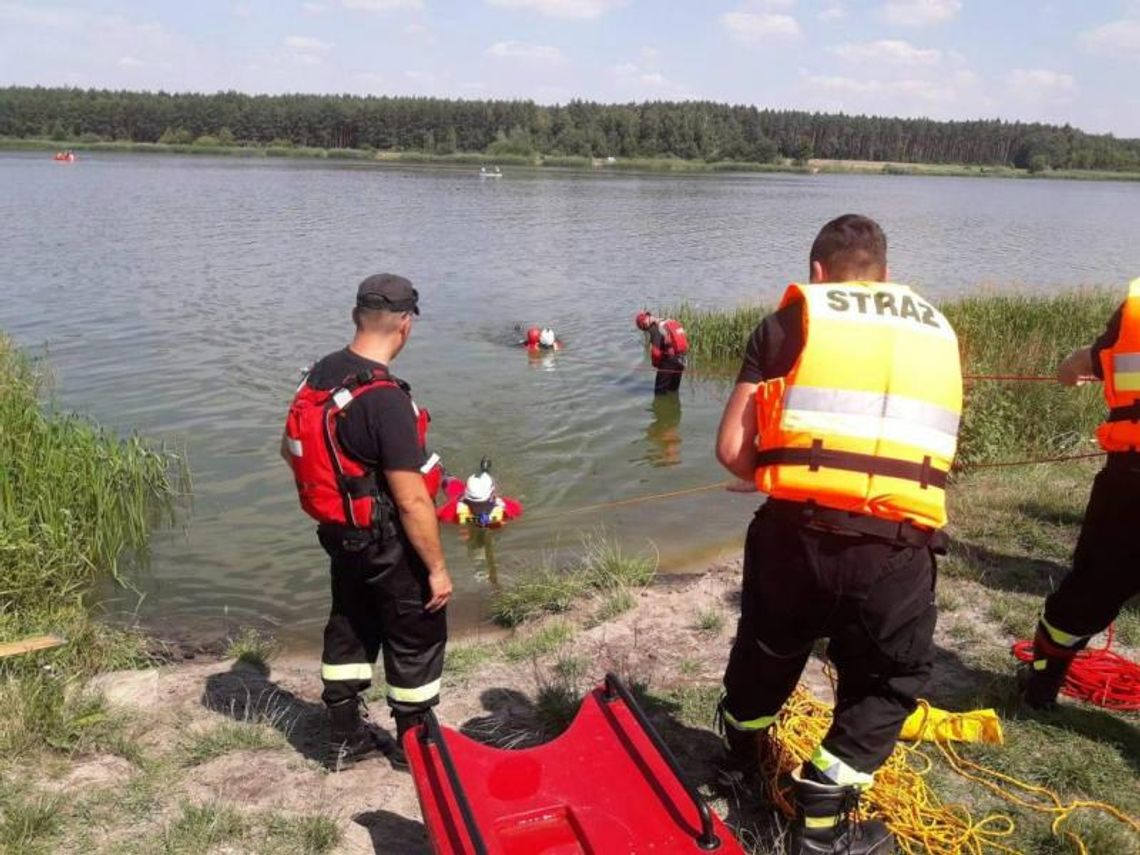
53,151,77,163
479,166,502,179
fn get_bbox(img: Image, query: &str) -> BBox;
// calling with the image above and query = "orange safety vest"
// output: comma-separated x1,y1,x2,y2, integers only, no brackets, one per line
1096,278,1140,452
754,282,963,530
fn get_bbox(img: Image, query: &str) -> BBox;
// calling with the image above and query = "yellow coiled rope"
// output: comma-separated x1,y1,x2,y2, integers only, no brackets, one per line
764,686,1140,855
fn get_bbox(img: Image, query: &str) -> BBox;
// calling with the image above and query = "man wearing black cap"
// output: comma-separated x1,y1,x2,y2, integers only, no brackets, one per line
283,273,452,772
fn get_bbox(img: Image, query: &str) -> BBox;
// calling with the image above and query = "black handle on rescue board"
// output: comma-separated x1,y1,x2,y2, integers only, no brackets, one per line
602,672,722,851
419,709,490,855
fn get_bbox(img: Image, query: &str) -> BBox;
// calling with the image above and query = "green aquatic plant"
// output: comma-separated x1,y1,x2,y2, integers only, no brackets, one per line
669,288,1120,464
0,333,185,683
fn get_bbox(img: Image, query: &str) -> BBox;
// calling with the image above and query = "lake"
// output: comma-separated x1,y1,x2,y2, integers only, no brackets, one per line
2,152,1137,647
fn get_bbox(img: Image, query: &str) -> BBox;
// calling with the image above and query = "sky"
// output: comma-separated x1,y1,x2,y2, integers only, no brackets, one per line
2,0,1140,137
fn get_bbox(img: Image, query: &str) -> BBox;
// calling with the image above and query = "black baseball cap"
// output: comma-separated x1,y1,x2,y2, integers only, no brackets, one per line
355,273,420,315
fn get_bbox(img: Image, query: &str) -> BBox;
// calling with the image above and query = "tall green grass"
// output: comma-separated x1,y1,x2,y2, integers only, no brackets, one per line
943,289,1116,463
489,533,656,627
0,334,184,743
669,289,1120,463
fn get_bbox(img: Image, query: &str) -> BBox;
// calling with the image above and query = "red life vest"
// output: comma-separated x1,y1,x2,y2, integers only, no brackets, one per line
285,367,442,529
660,319,689,356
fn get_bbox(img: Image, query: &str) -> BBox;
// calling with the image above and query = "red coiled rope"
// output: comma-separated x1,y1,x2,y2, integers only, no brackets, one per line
1011,625,1140,712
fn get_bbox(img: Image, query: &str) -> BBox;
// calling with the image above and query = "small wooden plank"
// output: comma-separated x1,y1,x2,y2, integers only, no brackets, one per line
0,634,66,659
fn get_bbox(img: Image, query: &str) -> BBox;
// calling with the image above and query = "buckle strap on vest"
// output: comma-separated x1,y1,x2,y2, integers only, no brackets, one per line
1107,401,1140,423
755,446,950,490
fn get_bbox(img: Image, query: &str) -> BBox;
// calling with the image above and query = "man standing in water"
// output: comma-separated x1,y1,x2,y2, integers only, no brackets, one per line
713,215,962,854
636,311,688,395
1019,278,1140,710
283,274,451,772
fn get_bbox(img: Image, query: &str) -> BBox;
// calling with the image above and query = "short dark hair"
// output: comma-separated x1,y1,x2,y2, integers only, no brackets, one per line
352,305,407,334
810,214,887,281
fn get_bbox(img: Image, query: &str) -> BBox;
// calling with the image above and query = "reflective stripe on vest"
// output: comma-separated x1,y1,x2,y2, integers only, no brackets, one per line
456,500,505,527
1097,278,1140,452
755,282,962,530
781,387,960,460
1112,353,1140,391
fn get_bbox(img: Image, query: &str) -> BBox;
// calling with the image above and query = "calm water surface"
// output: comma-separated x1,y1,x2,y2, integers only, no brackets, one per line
2,152,1137,647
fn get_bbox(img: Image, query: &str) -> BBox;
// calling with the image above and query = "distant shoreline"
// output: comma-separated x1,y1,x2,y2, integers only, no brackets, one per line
6,136,1140,182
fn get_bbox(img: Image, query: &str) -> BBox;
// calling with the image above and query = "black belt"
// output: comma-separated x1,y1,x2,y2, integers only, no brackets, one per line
1107,402,1140,423
1105,452,1140,473
764,499,948,553
755,441,949,490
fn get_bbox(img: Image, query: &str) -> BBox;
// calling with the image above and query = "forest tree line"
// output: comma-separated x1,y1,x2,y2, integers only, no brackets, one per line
3,86,1140,172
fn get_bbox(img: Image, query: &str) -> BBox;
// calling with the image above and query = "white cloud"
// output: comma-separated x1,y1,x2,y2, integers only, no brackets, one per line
302,2,328,13
117,55,144,68
283,35,333,52
485,40,565,62
612,57,695,99
720,11,801,45
231,3,253,18
830,39,942,65
534,84,572,101
1005,68,1077,100
1079,18,1140,58
819,3,846,22
485,0,624,19
341,0,422,11
0,2,76,29
354,71,385,89
283,35,333,64
881,0,961,27
799,67,988,113
404,22,437,45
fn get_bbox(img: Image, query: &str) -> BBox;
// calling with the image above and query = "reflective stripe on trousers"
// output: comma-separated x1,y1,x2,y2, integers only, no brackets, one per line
810,744,875,789
722,708,776,732
321,662,373,682
387,678,441,704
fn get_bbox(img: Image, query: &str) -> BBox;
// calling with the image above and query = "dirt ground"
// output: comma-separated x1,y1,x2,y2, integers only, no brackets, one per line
43,550,1137,854
75,561,758,853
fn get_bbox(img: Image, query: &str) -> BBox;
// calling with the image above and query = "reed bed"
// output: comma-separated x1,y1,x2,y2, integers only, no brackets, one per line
669,288,1120,464
0,334,185,678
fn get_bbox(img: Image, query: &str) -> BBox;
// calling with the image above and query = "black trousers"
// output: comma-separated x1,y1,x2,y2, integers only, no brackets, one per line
722,504,937,776
654,356,684,395
1044,461,1140,638
317,525,447,717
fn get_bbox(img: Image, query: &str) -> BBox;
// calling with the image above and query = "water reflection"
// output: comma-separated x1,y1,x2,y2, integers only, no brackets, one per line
463,528,500,587
643,394,683,467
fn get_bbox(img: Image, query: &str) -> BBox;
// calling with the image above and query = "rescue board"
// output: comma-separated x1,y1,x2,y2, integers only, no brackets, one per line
406,673,746,854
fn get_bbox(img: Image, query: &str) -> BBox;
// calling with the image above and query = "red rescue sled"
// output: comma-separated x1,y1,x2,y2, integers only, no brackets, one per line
406,673,746,854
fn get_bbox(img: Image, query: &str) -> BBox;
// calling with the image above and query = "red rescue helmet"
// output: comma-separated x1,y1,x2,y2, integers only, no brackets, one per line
525,327,541,345
635,311,653,331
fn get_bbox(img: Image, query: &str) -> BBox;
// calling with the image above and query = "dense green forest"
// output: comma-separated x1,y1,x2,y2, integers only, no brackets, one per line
3,86,1140,172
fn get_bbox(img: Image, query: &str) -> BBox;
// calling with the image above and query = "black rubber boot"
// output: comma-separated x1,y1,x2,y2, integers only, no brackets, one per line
1017,658,1071,711
327,698,388,772
787,773,894,855
1018,621,1085,711
388,712,426,772
714,697,783,799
